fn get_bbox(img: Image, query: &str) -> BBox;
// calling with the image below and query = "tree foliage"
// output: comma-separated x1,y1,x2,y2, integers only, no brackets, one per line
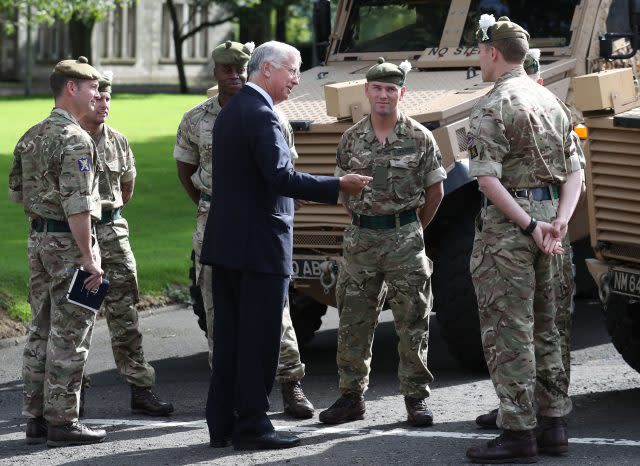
0,0,133,35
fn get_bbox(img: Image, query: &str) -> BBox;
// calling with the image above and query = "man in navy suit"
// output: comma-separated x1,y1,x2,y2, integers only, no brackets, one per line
200,41,371,450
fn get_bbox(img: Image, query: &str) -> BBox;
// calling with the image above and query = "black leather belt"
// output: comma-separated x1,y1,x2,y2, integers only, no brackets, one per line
31,217,71,233
352,210,418,230
97,207,122,224
201,192,212,202
485,185,559,206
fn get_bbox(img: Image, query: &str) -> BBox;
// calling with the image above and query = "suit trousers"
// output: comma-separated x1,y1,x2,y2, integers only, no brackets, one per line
206,265,288,439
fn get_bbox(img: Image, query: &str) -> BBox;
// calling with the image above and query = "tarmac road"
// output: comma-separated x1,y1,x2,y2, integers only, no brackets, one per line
0,299,639,465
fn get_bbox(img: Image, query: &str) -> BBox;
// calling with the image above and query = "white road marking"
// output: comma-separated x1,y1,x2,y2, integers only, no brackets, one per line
74,418,640,448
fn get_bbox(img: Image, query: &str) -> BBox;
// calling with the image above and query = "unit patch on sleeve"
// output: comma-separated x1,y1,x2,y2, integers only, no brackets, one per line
77,157,91,172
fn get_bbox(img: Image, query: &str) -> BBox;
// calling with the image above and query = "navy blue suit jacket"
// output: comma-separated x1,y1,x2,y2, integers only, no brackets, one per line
200,85,340,276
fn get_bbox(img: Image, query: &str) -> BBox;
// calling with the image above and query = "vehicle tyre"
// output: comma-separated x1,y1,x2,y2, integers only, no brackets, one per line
604,293,640,373
189,250,207,335
289,288,328,346
424,182,487,372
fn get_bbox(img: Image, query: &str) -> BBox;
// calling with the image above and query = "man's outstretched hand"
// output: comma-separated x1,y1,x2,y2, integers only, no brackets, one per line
339,174,373,196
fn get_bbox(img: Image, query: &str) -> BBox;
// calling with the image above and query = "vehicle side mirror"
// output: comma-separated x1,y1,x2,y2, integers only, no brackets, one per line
600,0,640,60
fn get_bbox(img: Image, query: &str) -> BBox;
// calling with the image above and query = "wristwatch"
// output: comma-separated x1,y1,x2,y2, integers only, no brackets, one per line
521,217,537,236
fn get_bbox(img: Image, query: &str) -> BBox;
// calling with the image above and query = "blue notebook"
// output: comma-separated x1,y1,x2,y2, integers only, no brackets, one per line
66,269,110,313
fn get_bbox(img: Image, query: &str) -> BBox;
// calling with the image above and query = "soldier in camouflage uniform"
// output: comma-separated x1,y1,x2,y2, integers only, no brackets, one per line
173,40,313,419
319,58,446,427
79,74,174,416
475,48,588,430
9,57,108,447
465,16,583,463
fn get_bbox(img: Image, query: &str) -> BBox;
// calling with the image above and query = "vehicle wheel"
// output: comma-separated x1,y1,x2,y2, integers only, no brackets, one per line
189,250,207,335
289,288,327,346
424,182,487,372
604,293,640,373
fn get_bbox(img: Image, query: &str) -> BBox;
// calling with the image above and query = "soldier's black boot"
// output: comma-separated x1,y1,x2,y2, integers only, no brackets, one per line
404,396,433,427
476,407,499,428
131,386,174,416
319,393,365,424
26,417,47,444
282,381,314,419
466,429,538,464
536,416,568,455
47,422,106,447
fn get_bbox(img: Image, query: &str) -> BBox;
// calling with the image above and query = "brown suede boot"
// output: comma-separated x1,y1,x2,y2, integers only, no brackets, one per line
319,393,365,424
405,396,433,427
466,429,538,464
536,416,568,455
476,407,498,428
282,381,314,419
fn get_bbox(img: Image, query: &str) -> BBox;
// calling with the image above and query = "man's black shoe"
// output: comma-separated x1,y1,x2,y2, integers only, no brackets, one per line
131,386,174,416
233,431,301,450
476,408,499,429
319,393,365,424
47,422,106,448
282,381,314,419
466,429,538,464
536,416,568,455
26,417,47,444
210,436,232,448
405,396,434,427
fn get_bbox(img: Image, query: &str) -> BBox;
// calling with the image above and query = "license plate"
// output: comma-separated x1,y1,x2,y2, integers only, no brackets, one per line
610,268,640,298
292,259,325,279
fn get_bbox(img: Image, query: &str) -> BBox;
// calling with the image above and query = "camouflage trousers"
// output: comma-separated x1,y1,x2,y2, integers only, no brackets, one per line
23,230,99,425
336,221,434,398
194,199,304,381
556,234,574,382
471,198,572,431
96,217,155,388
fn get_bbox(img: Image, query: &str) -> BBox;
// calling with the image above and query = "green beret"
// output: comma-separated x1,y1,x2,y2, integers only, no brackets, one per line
523,48,541,75
476,15,530,43
51,56,101,80
211,40,253,65
98,72,112,94
365,57,411,86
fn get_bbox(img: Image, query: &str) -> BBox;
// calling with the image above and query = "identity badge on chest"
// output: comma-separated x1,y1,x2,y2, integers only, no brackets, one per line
372,163,389,190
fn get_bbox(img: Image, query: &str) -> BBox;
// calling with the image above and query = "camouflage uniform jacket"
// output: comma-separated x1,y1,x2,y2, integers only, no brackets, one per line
8,108,101,221
173,96,221,195
96,124,136,210
335,112,447,216
468,68,582,186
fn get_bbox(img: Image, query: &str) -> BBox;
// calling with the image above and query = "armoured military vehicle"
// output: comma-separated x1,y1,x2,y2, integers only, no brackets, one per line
272,0,640,371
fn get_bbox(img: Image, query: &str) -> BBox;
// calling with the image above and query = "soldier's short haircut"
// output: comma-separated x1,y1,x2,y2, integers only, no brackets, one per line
491,37,528,64
247,41,301,78
50,74,81,98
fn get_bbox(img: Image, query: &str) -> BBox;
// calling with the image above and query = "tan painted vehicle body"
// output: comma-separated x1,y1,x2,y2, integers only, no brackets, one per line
583,104,640,372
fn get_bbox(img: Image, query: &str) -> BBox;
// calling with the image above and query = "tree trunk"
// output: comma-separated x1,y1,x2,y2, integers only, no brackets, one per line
167,0,188,93
275,4,287,42
69,16,95,62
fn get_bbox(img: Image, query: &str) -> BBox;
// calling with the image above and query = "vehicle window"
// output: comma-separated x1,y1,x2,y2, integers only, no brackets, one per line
338,0,450,53
460,0,580,48
607,0,632,33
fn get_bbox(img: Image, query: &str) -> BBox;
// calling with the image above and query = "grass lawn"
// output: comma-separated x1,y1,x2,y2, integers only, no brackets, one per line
0,93,206,321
